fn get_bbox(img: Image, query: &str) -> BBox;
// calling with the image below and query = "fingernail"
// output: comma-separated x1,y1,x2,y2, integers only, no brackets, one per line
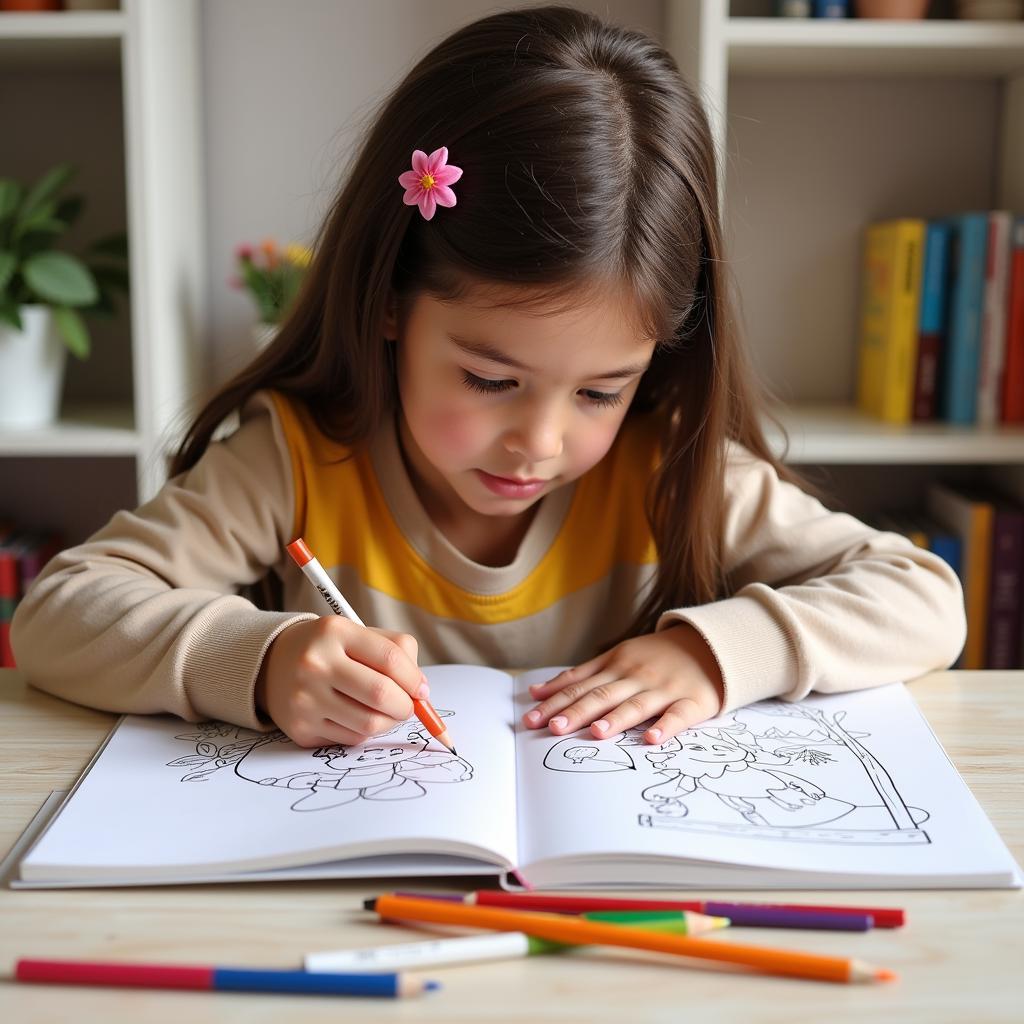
647,728,662,743
550,715,568,731
525,710,541,725
529,683,542,694
593,720,609,733
417,683,430,699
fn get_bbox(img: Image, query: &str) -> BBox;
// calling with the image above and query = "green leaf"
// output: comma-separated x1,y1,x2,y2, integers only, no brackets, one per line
20,164,76,223
0,250,15,293
52,305,90,359
0,180,22,222
22,252,98,306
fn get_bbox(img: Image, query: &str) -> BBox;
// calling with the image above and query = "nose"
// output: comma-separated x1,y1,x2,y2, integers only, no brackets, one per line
503,400,564,463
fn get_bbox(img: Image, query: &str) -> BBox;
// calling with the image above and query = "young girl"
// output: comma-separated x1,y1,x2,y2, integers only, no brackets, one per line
12,6,965,752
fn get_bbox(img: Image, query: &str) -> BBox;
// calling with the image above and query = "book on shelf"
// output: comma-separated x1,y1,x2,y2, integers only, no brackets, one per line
0,527,62,669
912,221,951,422
977,211,1013,427
941,213,989,425
985,497,1024,671
1002,216,1024,424
9,666,1021,890
856,219,925,425
927,484,994,671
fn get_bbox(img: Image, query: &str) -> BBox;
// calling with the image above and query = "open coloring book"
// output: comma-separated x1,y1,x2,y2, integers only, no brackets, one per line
14,665,1021,889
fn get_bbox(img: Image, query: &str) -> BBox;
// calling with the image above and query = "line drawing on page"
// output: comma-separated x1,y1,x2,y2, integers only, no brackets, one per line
166,711,474,811
541,699,931,846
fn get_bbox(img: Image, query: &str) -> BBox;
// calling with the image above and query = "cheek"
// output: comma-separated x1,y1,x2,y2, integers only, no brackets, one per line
572,417,625,469
420,405,486,461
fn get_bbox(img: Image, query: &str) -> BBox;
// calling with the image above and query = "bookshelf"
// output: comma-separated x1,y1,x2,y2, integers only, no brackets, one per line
666,0,1024,515
0,1,205,544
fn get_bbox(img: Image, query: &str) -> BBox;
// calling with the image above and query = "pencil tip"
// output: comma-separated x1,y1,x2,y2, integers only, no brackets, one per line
450,746,458,756
876,968,897,982
712,916,731,930
425,980,442,992
362,898,377,911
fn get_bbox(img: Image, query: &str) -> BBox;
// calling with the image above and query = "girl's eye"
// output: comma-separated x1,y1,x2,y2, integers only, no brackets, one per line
461,370,515,394
580,389,625,408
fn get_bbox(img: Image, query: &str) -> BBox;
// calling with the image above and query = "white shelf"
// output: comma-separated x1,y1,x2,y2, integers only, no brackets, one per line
0,403,138,457
727,18,1024,76
767,404,1024,464
0,11,124,69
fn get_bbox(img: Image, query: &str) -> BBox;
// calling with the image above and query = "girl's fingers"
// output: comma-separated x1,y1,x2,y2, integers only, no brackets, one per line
643,697,707,745
528,655,609,700
523,672,637,733
343,626,426,701
330,659,415,726
589,689,676,741
302,718,371,749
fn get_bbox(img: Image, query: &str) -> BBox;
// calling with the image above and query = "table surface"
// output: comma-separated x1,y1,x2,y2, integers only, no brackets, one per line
0,668,1021,1024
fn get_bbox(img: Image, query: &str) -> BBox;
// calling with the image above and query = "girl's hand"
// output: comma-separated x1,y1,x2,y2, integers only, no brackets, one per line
255,617,428,748
522,624,724,744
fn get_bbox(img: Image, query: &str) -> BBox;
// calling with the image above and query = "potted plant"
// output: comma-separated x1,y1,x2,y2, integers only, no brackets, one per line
232,239,311,349
0,163,128,429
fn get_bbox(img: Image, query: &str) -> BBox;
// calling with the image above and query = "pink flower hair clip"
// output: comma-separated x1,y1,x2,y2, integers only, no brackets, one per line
398,147,463,221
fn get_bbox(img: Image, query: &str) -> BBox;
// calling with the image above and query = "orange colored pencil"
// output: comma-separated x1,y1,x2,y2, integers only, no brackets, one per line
364,895,895,985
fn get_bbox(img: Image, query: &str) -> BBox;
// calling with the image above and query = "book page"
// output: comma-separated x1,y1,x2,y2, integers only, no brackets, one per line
513,672,1019,885
21,665,517,883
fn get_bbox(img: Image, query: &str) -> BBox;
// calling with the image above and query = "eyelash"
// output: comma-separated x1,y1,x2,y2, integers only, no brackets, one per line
459,370,625,408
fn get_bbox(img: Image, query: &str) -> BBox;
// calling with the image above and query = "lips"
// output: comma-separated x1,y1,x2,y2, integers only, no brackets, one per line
475,470,550,499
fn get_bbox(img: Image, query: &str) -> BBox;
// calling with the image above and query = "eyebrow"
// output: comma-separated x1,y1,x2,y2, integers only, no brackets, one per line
448,335,650,380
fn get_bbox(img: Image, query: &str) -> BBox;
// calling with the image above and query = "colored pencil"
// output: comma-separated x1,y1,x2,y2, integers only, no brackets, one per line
395,890,887,930
581,910,730,934
287,537,457,756
307,931,562,972
307,911,727,973
365,895,895,984
15,958,438,997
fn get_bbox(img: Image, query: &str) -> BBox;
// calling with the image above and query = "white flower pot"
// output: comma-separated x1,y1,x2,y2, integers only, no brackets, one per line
0,306,67,429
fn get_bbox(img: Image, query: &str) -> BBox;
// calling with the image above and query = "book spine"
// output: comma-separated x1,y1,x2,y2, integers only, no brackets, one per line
984,506,1024,670
913,221,951,422
0,534,20,670
976,212,1012,427
942,213,989,425
1001,217,1024,423
857,220,925,423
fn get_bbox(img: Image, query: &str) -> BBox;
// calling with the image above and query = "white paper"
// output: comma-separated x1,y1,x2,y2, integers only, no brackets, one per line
21,665,518,882
513,675,1020,887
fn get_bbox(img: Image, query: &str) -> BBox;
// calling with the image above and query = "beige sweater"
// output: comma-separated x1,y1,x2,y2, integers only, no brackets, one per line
11,391,967,730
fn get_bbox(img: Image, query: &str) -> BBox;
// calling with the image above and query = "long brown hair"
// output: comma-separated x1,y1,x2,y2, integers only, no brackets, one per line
172,5,798,637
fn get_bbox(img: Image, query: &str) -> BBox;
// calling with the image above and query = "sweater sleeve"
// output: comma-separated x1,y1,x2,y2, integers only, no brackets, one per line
10,392,317,728
656,443,967,713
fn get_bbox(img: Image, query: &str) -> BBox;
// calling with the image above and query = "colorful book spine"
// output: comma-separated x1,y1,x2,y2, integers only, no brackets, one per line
976,211,1013,427
927,484,994,670
0,531,27,669
1001,216,1024,424
985,501,1024,670
856,219,926,424
912,221,951,422
941,213,989,424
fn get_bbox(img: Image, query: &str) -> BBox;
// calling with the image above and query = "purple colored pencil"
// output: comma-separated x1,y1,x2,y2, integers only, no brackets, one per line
701,903,873,931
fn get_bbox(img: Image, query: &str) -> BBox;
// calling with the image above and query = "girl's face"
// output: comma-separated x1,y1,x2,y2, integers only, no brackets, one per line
391,283,655,532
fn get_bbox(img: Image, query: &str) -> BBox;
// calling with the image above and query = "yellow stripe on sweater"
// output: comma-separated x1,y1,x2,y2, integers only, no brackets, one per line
271,392,657,624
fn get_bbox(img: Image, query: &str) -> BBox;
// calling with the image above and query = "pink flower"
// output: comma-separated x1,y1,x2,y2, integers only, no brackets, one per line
398,147,463,221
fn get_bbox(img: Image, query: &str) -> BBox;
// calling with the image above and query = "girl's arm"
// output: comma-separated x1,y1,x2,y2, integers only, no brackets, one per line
657,442,967,713
526,441,966,742
10,393,318,728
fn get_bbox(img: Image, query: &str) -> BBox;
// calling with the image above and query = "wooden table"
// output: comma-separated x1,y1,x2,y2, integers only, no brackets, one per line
1,668,1021,1023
